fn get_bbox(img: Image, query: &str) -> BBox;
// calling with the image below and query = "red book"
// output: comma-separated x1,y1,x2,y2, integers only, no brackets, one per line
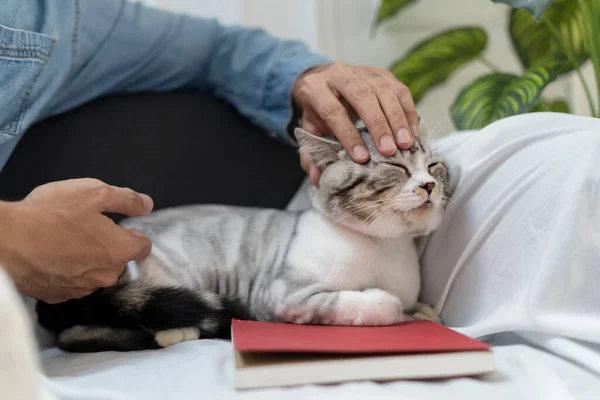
232,319,495,389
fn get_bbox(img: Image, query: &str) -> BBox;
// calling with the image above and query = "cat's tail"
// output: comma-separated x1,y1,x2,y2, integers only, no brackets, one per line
36,282,250,352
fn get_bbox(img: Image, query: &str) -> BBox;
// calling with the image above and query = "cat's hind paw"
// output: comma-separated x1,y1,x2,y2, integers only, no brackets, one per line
155,327,200,348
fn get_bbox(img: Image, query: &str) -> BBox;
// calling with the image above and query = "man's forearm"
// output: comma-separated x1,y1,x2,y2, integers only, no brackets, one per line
202,23,331,143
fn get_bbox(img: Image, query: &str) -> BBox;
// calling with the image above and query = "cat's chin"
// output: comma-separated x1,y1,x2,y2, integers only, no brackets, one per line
320,210,419,239
407,207,444,237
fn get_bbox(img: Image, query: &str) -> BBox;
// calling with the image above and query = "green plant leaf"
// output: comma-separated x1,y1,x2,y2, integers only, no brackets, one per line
531,98,571,112
510,0,590,73
491,0,554,19
450,62,561,129
389,27,487,103
579,0,600,116
375,0,419,25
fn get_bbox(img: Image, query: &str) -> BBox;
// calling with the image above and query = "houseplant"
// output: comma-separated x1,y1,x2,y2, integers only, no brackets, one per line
374,0,600,129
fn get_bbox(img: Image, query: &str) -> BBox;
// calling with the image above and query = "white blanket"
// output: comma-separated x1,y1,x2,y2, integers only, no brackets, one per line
37,336,600,400
3,112,600,399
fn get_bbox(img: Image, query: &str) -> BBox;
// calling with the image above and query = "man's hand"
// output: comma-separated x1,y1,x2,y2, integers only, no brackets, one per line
293,62,418,186
0,179,154,304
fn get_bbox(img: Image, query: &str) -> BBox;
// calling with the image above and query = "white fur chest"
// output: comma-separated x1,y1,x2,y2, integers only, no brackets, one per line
286,211,421,308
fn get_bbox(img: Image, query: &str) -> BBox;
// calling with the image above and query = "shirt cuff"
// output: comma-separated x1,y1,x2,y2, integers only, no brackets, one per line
261,45,331,146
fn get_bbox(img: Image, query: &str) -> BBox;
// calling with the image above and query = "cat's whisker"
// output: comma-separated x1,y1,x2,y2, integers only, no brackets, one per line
362,202,399,227
349,195,428,225
361,206,389,227
379,206,401,224
341,197,407,215
424,115,479,141
336,201,391,222
389,207,405,224
342,201,384,212
365,204,403,229
362,207,386,224
425,116,449,141
336,205,383,221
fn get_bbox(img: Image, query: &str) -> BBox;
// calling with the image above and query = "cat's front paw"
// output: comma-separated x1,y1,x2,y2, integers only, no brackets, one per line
282,289,405,327
345,288,405,326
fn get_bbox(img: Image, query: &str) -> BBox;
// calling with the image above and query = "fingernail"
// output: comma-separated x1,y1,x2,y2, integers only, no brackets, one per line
410,124,419,138
139,193,154,211
396,128,412,144
129,228,145,237
352,145,369,160
379,135,396,153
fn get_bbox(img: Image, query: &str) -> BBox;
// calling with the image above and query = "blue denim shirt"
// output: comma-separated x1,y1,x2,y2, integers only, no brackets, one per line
0,0,331,173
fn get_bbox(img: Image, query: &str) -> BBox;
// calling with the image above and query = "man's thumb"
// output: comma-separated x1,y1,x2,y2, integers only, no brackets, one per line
126,228,152,261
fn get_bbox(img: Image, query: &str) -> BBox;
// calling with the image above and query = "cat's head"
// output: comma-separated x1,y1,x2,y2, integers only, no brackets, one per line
295,126,449,238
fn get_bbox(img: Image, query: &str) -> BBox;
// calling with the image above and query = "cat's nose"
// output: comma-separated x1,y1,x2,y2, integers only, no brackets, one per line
420,182,435,195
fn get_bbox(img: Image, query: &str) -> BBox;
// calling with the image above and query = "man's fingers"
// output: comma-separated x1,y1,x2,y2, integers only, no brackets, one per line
299,114,324,187
299,151,321,187
330,66,394,157
367,74,413,151
300,150,312,174
392,80,419,139
309,164,321,187
96,185,154,216
310,84,369,163
38,286,88,304
301,112,323,137
43,295,71,305
69,288,96,299
100,225,153,276
123,229,153,262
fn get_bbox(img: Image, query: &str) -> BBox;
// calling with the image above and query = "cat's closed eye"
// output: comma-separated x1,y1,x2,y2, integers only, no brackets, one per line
428,162,443,172
385,162,410,175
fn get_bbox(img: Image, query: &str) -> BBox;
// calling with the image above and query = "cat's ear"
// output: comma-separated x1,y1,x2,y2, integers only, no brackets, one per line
294,128,344,169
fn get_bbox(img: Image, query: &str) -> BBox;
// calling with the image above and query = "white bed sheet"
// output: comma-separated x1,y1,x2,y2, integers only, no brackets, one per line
39,334,600,400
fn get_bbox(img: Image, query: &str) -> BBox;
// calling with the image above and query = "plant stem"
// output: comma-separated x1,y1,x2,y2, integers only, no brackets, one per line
579,0,600,117
542,16,597,117
478,56,502,72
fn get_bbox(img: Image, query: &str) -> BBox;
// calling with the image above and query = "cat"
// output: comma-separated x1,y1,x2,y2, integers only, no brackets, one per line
36,126,450,352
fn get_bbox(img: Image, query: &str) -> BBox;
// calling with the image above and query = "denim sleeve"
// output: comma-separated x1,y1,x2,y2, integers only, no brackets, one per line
44,0,331,144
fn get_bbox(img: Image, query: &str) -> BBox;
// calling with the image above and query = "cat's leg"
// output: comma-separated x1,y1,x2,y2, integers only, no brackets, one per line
37,284,251,352
58,325,202,352
404,302,442,324
55,321,208,353
277,288,405,326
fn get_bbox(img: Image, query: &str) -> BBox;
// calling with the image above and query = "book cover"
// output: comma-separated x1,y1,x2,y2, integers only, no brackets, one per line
231,319,495,389
232,319,491,354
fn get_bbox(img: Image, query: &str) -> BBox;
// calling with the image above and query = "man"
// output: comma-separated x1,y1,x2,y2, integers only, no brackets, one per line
2,2,600,398
0,0,419,304
1,0,599,346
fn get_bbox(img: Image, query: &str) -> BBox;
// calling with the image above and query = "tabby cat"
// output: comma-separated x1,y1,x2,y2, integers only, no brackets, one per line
36,126,449,352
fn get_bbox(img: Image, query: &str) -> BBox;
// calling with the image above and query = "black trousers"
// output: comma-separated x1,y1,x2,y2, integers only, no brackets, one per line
0,92,305,222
